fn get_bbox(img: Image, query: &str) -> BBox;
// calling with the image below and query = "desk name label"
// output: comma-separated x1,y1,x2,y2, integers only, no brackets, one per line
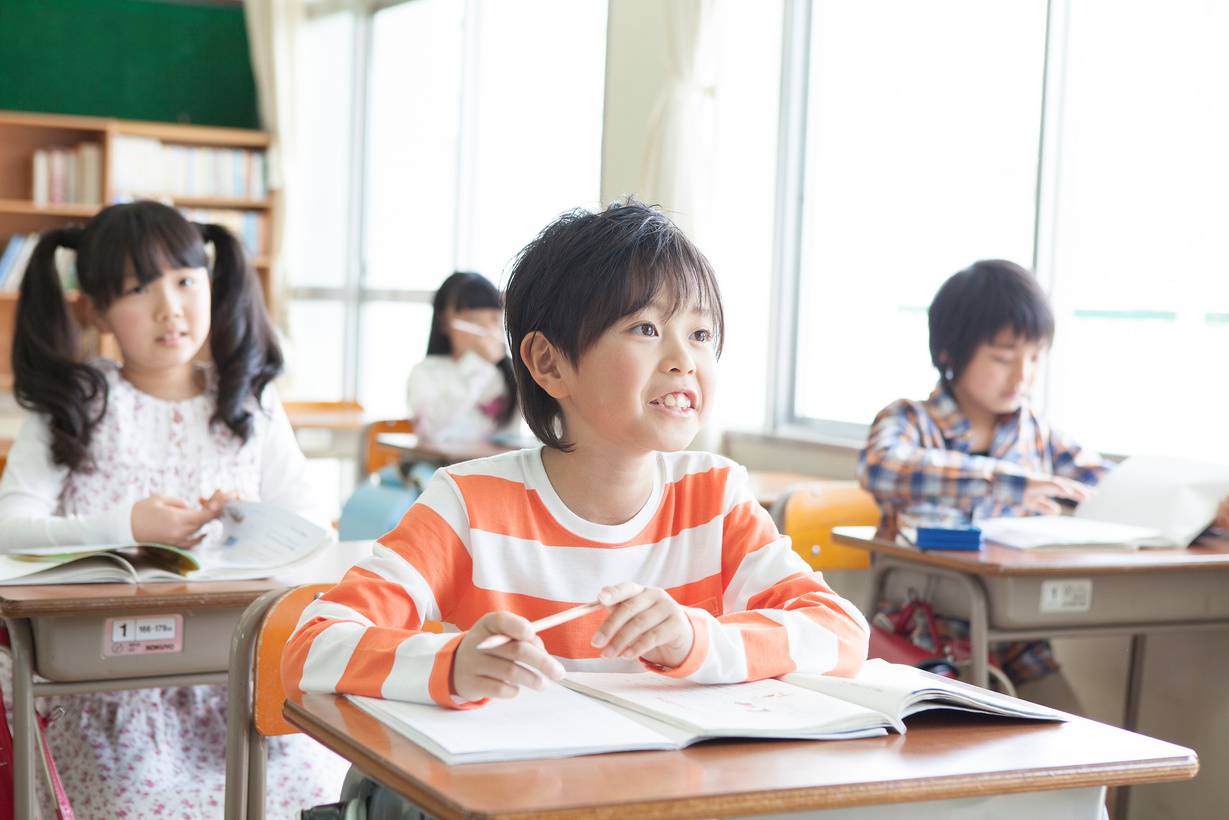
103,614,184,656
1039,579,1093,613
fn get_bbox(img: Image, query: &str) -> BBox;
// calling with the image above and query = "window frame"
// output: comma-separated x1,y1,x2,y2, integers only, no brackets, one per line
769,0,1067,447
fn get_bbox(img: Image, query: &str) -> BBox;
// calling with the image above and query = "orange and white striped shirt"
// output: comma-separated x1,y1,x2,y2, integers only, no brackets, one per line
283,448,869,707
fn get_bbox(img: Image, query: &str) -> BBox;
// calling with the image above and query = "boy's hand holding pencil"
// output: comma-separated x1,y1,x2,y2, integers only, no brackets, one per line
457,583,696,702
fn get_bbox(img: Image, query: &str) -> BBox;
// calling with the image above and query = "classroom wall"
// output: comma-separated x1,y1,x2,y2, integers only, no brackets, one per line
0,0,257,128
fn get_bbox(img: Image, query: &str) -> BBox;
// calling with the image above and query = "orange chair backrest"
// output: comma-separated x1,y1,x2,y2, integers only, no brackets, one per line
253,584,333,737
782,484,880,571
364,418,416,475
252,584,446,738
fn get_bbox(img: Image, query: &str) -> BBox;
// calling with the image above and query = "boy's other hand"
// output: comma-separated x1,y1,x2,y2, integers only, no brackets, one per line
591,583,695,670
1216,495,1229,531
1023,474,1096,515
131,494,217,548
453,612,566,702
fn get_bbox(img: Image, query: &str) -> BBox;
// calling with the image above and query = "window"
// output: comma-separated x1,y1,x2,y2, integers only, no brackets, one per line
285,0,606,516
287,0,607,418
777,0,1229,461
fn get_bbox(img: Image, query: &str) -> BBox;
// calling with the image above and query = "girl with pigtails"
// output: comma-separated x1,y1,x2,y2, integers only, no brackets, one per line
0,200,347,817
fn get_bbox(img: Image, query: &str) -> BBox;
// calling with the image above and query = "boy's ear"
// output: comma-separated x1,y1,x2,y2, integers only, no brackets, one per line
520,332,570,399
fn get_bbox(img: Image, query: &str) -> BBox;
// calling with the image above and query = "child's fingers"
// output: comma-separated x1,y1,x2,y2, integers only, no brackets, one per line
592,587,663,655
597,581,644,608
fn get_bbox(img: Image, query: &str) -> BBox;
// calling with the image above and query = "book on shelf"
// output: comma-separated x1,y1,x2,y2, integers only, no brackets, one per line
111,134,268,201
977,455,1229,550
0,233,26,287
347,659,1065,765
2,232,40,292
0,501,333,585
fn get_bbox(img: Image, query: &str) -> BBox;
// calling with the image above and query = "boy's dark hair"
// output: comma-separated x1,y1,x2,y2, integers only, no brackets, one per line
13,200,283,472
425,271,517,426
504,199,724,451
928,259,1054,386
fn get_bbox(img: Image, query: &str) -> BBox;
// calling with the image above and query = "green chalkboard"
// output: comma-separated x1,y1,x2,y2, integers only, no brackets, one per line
0,0,259,129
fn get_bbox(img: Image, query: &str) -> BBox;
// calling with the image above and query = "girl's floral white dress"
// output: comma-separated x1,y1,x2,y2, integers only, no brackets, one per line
0,360,349,818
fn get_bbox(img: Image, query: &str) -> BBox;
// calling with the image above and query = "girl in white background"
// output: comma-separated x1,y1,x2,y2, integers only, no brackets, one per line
406,271,521,444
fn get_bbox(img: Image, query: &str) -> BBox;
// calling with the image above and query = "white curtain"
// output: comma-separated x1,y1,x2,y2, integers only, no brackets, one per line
243,0,304,318
637,0,718,240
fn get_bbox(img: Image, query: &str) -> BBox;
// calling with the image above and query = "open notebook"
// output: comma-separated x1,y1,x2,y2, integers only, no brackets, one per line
348,659,1065,765
0,501,332,584
978,455,1229,550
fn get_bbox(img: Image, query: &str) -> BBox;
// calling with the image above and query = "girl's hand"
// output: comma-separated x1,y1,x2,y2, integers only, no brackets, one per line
452,612,566,702
131,494,220,548
1022,474,1096,515
590,583,695,670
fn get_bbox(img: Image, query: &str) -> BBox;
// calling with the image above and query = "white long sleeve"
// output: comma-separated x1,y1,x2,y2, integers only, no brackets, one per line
0,413,134,553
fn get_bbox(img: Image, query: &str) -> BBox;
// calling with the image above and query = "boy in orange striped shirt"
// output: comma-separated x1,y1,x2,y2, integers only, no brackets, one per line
283,201,869,708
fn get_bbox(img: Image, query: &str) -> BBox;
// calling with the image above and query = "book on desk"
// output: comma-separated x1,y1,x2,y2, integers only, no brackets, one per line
0,501,332,584
976,455,1229,550
347,659,1065,765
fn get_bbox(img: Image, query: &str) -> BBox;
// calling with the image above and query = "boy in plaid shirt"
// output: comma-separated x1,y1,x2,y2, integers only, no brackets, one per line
858,259,1110,706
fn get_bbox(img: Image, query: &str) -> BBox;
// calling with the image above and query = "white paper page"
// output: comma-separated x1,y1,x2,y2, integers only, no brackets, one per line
563,672,889,737
1075,455,1229,545
193,502,328,570
784,660,1064,722
976,515,1164,549
349,681,676,763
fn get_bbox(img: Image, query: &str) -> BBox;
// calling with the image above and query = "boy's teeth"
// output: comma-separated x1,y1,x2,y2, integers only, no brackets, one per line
658,393,691,409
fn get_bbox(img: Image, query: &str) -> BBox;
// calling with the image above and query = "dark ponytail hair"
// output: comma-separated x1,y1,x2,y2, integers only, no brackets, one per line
426,271,518,427
12,226,106,471
12,200,283,472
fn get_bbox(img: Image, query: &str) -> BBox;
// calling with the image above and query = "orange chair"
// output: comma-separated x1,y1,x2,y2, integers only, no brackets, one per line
777,482,880,571
225,584,330,820
224,584,444,819
363,418,415,476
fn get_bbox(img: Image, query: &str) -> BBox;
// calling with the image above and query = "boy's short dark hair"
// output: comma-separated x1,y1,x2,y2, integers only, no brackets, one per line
504,199,724,451
928,259,1054,385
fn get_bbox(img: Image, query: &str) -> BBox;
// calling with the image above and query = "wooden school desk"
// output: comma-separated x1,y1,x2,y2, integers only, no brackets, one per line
832,527,1229,716
0,539,373,818
374,431,516,467
284,692,1197,820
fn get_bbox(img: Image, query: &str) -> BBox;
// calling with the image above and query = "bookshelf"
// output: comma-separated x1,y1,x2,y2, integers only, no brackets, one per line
0,110,277,390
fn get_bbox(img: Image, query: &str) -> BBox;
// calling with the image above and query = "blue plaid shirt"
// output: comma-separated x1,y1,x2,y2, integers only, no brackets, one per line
859,384,1111,686
858,384,1111,539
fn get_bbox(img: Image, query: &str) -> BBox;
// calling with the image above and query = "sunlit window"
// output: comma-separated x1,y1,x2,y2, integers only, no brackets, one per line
781,0,1229,461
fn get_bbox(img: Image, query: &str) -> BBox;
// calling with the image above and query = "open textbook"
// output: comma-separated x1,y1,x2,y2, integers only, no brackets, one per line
977,455,1229,550
0,501,332,584
347,659,1065,765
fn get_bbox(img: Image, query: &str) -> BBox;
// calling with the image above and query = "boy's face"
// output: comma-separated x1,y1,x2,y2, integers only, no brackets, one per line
556,296,717,457
950,327,1047,420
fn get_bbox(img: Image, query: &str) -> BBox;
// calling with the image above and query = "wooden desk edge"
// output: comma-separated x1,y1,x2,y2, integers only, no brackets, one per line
283,696,1198,820
831,530,1229,577
0,583,279,617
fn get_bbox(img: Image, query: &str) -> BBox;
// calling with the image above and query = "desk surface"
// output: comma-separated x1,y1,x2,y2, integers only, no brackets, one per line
376,432,517,466
286,694,1196,820
833,526,1229,577
0,539,373,618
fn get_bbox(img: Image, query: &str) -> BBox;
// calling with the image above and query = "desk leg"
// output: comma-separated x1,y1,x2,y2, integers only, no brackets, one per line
869,557,993,690
1109,633,1147,820
5,617,37,819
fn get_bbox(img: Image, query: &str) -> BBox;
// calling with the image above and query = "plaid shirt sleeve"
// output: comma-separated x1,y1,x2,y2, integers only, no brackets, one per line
857,400,1032,512
1047,424,1112,486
